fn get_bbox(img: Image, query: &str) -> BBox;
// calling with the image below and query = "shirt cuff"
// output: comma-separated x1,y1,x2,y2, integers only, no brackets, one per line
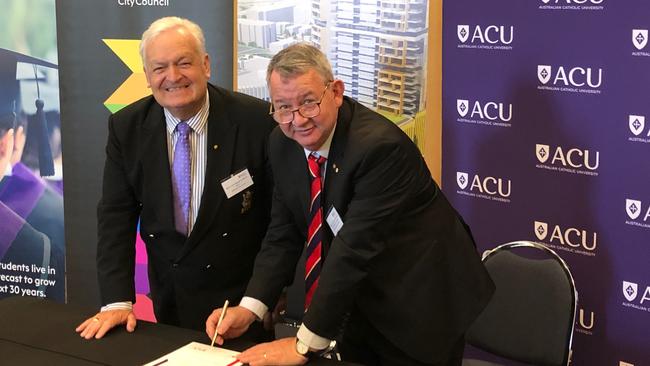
297,323,332,350
239,296,268,320
100,301,132,312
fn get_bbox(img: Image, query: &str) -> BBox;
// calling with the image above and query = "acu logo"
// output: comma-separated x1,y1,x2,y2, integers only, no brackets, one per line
457,99,512,121
457,172,469,189
534,221,597,251
457,171,511,198
537,65,603,88
536,144,600,170
626,199,650,221
623,281,650,304
633,29,648,50
457,25,514,44
629,115,648,136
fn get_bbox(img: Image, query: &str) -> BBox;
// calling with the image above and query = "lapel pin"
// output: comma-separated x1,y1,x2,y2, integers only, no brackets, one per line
213,144,219,150
241,191,253,214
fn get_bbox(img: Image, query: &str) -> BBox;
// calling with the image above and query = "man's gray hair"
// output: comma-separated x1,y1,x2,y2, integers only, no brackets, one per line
140,16,206,61
266,42,333,84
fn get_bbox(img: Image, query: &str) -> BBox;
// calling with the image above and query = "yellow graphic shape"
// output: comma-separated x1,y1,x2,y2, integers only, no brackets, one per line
103,39,151,113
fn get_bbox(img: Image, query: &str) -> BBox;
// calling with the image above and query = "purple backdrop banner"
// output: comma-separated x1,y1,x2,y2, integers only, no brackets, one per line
442,1,649,365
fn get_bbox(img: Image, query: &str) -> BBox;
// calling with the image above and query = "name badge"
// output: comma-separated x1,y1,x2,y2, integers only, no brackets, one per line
221,168,254,199
326,206,344,236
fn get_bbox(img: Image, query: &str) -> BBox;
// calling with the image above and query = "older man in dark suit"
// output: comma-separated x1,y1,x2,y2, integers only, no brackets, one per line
207,43,494,366
76,16,275,338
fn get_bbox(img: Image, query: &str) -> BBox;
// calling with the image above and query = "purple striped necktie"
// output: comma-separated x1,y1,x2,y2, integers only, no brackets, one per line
305,153,326,311
172,121,191,236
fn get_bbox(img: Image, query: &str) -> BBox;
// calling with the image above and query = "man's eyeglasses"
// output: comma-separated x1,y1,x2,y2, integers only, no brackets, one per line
269,82,332,124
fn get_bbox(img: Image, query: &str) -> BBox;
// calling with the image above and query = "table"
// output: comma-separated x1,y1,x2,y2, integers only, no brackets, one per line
0,296,356,365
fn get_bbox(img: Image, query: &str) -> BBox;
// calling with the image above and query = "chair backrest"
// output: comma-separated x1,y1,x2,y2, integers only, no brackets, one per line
465,241,577,366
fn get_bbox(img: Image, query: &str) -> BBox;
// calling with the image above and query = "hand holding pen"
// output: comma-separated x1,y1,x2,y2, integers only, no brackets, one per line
210,300,229,347
205,304,258,346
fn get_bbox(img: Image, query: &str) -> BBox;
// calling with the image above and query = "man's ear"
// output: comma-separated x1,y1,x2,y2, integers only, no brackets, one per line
204,53,211,79
331,79,345,107
143,66,151,88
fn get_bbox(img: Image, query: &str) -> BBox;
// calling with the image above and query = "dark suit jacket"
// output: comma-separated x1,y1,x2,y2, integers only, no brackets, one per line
245,97,495,363
97,84,275,330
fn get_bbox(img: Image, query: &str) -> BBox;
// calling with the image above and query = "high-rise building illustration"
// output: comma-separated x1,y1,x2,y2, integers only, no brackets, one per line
238,0,429,151
310,0,428,150
311,0,427,115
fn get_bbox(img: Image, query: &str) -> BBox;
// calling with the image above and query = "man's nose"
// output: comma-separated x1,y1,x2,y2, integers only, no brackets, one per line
166,65,182,81
292,110,309,126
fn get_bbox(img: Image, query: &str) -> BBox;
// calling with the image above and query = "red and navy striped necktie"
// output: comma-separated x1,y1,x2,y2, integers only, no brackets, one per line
305,153,326,311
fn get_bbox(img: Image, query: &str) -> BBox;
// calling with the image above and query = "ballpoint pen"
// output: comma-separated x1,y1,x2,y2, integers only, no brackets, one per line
210,299,229,347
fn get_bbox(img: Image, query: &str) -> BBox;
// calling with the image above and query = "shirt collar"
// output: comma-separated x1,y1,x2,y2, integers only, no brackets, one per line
164,91,210,135
303,122,337,160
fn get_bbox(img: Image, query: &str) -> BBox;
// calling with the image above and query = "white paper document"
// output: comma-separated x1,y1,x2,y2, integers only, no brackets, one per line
143,342,243,366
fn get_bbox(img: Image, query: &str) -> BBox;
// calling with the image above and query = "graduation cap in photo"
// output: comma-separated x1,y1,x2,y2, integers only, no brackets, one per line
0,48,58,176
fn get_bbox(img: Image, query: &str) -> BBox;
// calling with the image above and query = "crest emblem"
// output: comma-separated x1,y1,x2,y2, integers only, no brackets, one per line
538,65,551,84
626,199,642,220
457,25,470,43
241,190,253,214
457,99,469,117
633,29,648,50
534,221,548,240
536,144,550,163
629,115,645,136
623,281,638,302
456,172,469,189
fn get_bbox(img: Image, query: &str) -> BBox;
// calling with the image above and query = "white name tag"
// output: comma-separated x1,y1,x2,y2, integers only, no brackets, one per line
221,168,254,199
326,206,344,236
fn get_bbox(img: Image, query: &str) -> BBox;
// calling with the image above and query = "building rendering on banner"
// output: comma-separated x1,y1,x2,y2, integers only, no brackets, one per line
237,0,429,151
312,0,427,116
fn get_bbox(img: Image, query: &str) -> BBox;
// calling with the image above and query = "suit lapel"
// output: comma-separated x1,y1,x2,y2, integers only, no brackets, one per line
141,103,175,229
323,98,352,213
285,140,311,227
321,99,353,255
179,86,236,258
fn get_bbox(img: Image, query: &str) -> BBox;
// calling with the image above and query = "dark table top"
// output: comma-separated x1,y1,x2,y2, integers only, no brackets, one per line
0,296,355,365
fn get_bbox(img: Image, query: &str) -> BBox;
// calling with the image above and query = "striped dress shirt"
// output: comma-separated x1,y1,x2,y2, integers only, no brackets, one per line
164,93,210,235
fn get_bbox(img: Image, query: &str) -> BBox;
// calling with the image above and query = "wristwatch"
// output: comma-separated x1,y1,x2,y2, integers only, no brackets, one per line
295,338,337,358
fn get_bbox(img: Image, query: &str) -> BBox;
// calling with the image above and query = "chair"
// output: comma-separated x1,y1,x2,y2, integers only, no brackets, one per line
462,241,577,366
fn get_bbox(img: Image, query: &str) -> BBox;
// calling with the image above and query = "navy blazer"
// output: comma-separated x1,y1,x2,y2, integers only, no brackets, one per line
245,97,494,363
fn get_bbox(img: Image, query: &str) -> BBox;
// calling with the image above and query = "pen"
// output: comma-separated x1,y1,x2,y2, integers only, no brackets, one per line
210,299,229,347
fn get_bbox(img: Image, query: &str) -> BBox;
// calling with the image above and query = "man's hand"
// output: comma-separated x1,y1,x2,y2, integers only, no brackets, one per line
75,309,136,339
237,337,308,366
205,306,256,345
